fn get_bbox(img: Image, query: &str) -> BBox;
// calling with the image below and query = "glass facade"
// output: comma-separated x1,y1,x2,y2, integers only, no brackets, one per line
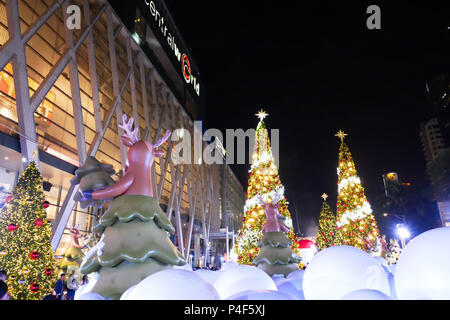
0,0,220,257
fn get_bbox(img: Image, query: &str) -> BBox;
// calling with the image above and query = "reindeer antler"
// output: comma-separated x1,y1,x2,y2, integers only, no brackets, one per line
153,130,171,148
118,114,139,143
257,193,266,206
272,186,284,205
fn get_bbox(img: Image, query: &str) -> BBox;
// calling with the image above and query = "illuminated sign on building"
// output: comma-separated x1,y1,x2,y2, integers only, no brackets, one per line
143,0,200,96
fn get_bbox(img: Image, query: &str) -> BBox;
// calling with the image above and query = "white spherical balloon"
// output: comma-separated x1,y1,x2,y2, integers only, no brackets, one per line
174,263,192,271
221,261,239,272
395,227,450,300
287,269,305,282
126,269,220,300
214,265,277,299
226,289,297,300
276,278,305,300
341,289,392,300
271,274,286,286
387,264,396,275
303,245,390,300
120,284,137,300
194,269,221,285
76,292,105,300
74,275,98,300
375,256,389,268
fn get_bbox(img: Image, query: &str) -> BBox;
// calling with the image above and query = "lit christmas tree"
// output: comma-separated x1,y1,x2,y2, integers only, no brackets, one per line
234,110,302,266
0,162,58,300
315,193,341,250
334,130,379,250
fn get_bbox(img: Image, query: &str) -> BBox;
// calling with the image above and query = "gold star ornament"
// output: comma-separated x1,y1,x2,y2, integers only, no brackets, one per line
321,193,328,201
335,129,348,142
256,109,268,121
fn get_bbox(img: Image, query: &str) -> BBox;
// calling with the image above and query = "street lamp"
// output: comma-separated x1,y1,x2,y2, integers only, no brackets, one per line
384,213,409,248
383,212,406,224
396,223,410,248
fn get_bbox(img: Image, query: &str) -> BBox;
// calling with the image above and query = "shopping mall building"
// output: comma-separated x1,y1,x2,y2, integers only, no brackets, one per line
0,0,244,267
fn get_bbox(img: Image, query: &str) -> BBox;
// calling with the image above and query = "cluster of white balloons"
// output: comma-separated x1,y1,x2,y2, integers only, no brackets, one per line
76,227,450,300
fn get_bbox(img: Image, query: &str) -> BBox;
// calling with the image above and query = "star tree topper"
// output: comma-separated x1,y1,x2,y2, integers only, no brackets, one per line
256,109,268,121
335,129,348,142
321,193,328,201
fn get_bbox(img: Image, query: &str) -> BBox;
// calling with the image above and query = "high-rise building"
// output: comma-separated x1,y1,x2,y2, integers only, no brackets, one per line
425,75,450,146
422,75,450,227
419,118,446,163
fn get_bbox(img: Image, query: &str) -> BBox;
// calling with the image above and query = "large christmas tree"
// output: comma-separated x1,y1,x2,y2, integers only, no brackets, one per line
234,110,301,265
0,162,58,300
334,130,379,250
315,193,341,250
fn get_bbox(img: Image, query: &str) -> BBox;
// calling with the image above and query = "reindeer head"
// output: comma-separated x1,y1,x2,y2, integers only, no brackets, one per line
257,190,282,212
69,226,81,239
118,114,171,170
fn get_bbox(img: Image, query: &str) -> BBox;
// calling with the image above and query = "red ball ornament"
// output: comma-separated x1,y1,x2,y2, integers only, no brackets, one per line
249,253,253,258
43,200,50,208
44,268,53,276
5,196,13,203
30,283,40,293
30,251,40,260
34,218,44,227
7,224,17,231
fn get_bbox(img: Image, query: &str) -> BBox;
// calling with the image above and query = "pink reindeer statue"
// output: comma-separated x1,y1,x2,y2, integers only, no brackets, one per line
258,191,290,233
77,114,170,201
69,226,83,249
72,115,185,299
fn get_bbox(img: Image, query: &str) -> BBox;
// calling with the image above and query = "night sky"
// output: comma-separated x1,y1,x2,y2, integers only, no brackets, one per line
145,1,449,236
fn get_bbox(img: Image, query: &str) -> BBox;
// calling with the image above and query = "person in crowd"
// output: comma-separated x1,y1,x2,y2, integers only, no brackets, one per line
65,273,78,300
0,280,10,300
54,273,65,300
0,270,6,281
81,274,89,286
42,294,57,300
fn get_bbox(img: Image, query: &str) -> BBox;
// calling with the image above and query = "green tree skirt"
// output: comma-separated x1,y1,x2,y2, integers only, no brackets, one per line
253,232,301,277
80,194,185,299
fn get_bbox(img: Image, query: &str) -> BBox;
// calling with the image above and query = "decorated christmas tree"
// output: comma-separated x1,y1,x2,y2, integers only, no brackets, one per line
315,193,341,250
234,110,301,266
0,161,58,300
334,130,379,250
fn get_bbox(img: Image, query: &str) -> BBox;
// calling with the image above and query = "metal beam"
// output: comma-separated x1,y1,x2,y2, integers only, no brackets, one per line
5,0,39,170
83,0,102,133
185,167,200,259
106,6,127,168
126,38,139,137
63,0,87,165
139,52,150,129
51,68,132,251
174,164,187,256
